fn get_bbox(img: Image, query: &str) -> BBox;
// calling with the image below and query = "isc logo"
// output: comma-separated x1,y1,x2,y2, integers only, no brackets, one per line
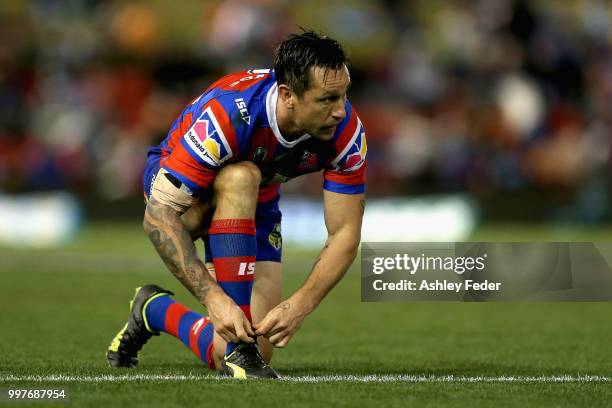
238,262,255,276
234,98,251,125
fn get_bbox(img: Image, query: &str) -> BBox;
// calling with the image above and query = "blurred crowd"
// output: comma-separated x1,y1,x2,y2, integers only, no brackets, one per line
0,0,610,220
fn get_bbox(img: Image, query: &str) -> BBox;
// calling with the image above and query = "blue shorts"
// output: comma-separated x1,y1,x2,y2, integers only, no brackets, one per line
143,149,282,263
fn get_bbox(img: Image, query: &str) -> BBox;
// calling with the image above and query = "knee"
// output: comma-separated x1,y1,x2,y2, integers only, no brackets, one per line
215,162,261,194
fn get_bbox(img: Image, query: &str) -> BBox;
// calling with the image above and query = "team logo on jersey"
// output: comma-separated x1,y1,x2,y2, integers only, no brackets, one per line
268,223,282,250
335,122,367,172
299,151,318,171
253,147,268,164
184,107,233,166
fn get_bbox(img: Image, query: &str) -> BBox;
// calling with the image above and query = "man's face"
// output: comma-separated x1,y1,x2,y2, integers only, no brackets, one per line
292,65,351,141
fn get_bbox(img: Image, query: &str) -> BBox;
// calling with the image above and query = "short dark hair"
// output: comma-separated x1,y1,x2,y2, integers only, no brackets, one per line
273,30,348,96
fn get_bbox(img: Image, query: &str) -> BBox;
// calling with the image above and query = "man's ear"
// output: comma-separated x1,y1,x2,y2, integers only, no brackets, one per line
277,84,294,109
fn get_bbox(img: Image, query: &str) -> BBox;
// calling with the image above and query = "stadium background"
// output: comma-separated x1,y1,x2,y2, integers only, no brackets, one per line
1,1,611,406
1,0,610,225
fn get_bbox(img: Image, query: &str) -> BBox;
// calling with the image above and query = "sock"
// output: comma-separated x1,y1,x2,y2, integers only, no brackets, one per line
144,294,216,369
208,218,256,355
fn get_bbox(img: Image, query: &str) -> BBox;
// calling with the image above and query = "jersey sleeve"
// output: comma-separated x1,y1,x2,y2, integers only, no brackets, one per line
162,98,239,197
323,103,367,194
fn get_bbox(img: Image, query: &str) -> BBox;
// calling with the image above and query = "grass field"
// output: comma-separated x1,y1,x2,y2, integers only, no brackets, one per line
1,222,612,407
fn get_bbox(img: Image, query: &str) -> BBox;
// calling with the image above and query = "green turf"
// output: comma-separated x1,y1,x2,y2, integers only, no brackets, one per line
1,223,612,407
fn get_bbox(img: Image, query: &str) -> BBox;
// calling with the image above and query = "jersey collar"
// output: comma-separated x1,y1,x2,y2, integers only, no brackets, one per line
266,83,311,148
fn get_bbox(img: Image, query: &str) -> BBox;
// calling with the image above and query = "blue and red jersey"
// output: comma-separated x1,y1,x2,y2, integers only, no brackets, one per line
149,69,367,202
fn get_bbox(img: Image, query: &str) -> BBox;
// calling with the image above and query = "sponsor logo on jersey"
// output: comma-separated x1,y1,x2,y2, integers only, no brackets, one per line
184,107,233,166
337,125,367,172
234,98,251,125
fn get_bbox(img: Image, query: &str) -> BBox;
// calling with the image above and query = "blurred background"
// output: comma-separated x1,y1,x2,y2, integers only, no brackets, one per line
0,0,610,246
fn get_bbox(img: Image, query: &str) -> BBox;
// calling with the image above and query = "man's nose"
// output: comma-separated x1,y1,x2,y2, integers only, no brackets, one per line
331,99,346,121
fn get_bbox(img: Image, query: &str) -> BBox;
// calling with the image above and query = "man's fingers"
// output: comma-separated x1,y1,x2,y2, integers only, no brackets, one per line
217,328,239,344
224,329,239,344
268,330,288,345
233,320,253,343
243,318,255,337
262,325,284,339
275,335,291,348
277,338,290,348
254,315,276,336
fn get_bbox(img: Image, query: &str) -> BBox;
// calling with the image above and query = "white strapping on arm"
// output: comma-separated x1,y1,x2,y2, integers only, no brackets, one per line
150,168,198,213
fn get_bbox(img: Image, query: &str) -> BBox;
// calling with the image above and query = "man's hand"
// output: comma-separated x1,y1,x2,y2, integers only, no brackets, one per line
253,298,309,348
255,191,364,348
144,196,255,345
206,288,255,344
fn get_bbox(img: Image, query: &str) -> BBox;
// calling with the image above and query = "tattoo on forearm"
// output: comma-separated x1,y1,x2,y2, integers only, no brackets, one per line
311,242,330,271
144,198,216,303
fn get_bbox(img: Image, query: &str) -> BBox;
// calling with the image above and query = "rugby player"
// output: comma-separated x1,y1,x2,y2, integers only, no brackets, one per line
106,31,367,379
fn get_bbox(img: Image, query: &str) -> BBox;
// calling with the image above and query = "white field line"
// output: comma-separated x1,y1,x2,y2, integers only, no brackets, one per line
0,374,609,383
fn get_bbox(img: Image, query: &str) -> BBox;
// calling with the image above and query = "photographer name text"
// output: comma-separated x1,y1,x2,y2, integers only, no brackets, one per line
372,279,501,292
